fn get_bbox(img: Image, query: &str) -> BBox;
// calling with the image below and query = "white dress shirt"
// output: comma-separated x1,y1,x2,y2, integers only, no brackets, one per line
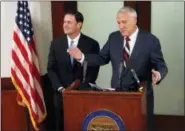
124,27,139,56
67,33,81,48
58,33,81,92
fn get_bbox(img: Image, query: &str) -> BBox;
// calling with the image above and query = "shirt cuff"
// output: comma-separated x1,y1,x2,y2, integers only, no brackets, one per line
78,53,85,64
158,72,161,81
58,86,63,92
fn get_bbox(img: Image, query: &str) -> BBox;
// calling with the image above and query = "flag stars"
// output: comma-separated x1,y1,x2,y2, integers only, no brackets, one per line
19,14,23,18
19,7,23,11
16,1,34,43
19,21,23,25
27,37,30,42
27,31,30,35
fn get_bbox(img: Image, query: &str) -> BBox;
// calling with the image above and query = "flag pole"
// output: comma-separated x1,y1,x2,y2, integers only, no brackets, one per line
25,108,30,131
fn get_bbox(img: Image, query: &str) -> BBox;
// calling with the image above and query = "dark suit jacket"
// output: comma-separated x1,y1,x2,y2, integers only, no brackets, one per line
47,33,100,91
86,29,168,93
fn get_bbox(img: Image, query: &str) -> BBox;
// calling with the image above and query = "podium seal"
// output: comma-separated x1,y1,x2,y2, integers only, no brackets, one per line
82,109,125,131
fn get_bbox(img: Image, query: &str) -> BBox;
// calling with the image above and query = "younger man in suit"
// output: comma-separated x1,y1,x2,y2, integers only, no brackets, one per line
47,11,100,131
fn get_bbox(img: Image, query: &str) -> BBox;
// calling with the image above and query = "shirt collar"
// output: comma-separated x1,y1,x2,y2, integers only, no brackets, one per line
67,33,81,43
125,27,139,41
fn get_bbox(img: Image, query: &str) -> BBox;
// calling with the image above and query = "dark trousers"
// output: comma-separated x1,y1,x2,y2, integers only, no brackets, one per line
147,91,154,131
53,92,64,131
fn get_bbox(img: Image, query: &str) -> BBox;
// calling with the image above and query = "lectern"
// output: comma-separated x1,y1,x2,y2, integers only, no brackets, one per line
63,90,147,131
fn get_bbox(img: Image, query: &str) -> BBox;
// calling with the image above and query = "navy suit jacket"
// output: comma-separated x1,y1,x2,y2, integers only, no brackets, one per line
47,33,100,91
86,30,168,93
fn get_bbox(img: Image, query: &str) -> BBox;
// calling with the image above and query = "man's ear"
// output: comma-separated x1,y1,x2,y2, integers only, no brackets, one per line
77,22,83,29
134,17,137,25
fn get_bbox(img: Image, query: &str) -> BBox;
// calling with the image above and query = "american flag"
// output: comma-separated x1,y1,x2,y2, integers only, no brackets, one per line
11,1,46,130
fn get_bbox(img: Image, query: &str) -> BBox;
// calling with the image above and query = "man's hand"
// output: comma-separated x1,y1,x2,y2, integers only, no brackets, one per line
152,69,161,86
67,47,82,60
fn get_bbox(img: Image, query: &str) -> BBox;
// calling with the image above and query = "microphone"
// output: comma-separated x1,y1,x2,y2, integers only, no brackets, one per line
119,61,124,80
130,69,143,92
82,60,88,83
130,69,140,84
116,60,124,89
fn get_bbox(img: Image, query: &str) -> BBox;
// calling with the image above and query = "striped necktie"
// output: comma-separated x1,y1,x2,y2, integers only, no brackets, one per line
123,37,130,67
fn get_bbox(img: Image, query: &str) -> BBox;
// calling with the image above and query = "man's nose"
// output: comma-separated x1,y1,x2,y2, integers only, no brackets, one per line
119,24,124,29
64,22,68,26
120,26,125,30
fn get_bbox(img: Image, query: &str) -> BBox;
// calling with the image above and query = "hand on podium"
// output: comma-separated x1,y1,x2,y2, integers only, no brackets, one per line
65,79,81,91
139,81,146,92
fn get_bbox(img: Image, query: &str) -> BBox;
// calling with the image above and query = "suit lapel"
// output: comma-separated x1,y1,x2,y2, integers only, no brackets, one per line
118,33,124,61
130,30,143,61
63,35,69,51
77,34,84,51
63,35,74,68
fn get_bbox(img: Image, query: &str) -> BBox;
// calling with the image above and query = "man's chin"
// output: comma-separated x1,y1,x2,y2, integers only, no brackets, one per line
64,32,71,35
121,32,128,37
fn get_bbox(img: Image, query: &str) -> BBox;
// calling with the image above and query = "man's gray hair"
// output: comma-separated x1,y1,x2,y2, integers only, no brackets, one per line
117,6,137,17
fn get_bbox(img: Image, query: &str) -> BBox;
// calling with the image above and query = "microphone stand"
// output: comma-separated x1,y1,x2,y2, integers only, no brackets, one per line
130,69,144,92
115,60,124,90
82,60,88,83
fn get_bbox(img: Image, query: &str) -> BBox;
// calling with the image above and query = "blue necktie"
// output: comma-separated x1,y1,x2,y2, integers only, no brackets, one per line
70,40,74,64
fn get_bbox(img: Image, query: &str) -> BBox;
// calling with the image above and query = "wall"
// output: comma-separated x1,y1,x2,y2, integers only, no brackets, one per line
151,2,184,115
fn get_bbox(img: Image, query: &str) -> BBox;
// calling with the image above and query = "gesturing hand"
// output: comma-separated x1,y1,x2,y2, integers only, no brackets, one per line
67,47,82,60
152,69,161,86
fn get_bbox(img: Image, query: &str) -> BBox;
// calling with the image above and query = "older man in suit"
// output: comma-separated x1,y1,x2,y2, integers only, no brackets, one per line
67,6,168,131
47,11,100,131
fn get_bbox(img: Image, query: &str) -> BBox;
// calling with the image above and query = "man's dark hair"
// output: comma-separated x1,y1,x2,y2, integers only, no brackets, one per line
64,10,84,23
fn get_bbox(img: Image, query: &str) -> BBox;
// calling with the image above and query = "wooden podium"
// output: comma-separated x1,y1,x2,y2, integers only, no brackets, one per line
63,90,147,131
